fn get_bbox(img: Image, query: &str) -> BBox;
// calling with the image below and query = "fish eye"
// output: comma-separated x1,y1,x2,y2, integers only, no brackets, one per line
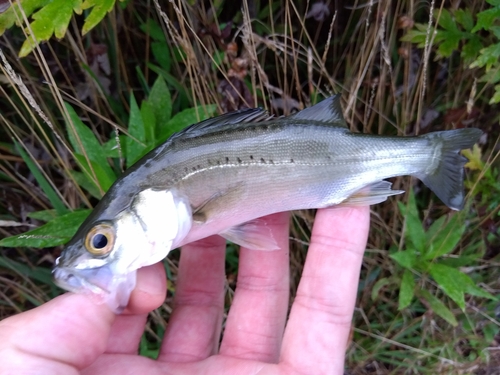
85,224,115,256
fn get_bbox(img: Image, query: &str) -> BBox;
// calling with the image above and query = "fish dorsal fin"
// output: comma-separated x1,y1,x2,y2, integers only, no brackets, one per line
289,94,347,127
170,107,270,142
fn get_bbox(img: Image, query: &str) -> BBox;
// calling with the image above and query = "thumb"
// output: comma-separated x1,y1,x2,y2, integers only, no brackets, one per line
0,293,115,373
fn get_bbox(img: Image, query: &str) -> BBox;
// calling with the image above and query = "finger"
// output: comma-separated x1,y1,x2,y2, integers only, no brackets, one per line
219,212,290,363
105,262,167,354
280,206,370,374
0,293,114,372
158,235,226,362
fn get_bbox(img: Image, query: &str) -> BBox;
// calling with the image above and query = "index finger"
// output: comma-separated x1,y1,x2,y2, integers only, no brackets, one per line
280,206,370,374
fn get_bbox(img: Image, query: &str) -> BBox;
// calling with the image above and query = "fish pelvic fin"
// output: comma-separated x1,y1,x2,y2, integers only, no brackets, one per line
416,128,483,211
339,181,404,206
289,94,348,128
220,219,279,251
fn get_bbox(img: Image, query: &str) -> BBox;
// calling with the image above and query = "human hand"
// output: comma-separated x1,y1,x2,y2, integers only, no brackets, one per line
0,206,370,374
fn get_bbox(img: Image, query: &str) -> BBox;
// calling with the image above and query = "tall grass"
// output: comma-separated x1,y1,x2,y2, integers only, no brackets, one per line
0,0,499,373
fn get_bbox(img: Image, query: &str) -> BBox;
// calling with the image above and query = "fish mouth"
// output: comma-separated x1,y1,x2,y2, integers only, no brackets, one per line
52,265,137,314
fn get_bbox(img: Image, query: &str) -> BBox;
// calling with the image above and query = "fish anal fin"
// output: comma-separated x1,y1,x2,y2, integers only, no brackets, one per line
339,181,404,207
289,95,348,128
220,219,279,251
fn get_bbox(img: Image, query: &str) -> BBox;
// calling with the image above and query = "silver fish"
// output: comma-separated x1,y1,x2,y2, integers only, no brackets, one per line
53,95,482,312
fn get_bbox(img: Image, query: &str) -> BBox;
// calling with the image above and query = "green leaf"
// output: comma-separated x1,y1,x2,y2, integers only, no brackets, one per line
490,84,500,104
371,277,391,301
64,103,116,192
398,269,415,310
81,0,116,35
424,214,465,260
390,249,417,269
435,9,457,33
462,36,483,62
15,140,68,216
74,154,115,194
472,6,500,33
65,103,108,167
141,101,156,146
429,263,465,310
470,43,500,70
420,289,458,326
19,0,82,57
27,209,57,222
69,170,102,199
158,104,217,143
399,189,425,253
0,0,51,35
149,75,172,136
152,41,171,72
102,134,125,158
455,9,474,32
126,93,147,168
0,209,91,247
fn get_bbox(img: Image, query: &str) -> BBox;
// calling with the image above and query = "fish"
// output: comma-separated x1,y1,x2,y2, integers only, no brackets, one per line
52,95,482,313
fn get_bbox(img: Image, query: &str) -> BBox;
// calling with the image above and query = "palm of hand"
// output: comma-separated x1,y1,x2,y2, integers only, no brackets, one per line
0,207,369,375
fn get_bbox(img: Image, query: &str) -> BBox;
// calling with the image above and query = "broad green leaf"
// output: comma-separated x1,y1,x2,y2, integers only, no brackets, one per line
398,269,415,310
65,103,109,167
0,0,51,35
399,189,426,253
15,140,68,216
429,263,465,310
126,93,147,168
141,100,156,146
158,104,217,143
491,84,500,104
424,214,465,260
27,209,57,222
462,36,483,62
390,250,417,269
0,209,91,247
19,0,82,57
149,75,172,136
435,9,457,33
74,154,115,194
81,0,116,35
472,5,500,33
455,9,474,32
102,134,126,158
371,277,391,301
424,215,446,243
140,19,167,42
69,170,102,199
457,272,497,300
470,43,500,70
420,289,458,326
152,41,171,72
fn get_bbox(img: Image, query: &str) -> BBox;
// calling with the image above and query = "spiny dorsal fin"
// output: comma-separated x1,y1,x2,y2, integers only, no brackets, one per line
289,94,347,127
170,107,270,142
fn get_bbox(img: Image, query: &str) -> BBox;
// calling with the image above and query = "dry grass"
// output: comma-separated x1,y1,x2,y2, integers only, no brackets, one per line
0,0,499,373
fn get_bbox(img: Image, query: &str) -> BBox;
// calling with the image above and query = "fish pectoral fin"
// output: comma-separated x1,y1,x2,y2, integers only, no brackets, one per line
192,184,244,224
339,181,404,206
220,219,280,251
289,95,348,128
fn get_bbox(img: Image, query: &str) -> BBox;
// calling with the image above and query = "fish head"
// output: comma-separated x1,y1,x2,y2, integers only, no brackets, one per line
53,189,192,313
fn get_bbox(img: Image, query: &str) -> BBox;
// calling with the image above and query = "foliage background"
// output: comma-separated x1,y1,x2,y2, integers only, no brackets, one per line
0,0,499,373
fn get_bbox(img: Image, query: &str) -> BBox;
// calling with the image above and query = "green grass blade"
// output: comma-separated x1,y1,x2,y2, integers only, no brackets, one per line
14,140,68,216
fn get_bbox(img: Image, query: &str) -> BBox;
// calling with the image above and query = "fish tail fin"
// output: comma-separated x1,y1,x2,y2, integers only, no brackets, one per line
416,128,482,211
